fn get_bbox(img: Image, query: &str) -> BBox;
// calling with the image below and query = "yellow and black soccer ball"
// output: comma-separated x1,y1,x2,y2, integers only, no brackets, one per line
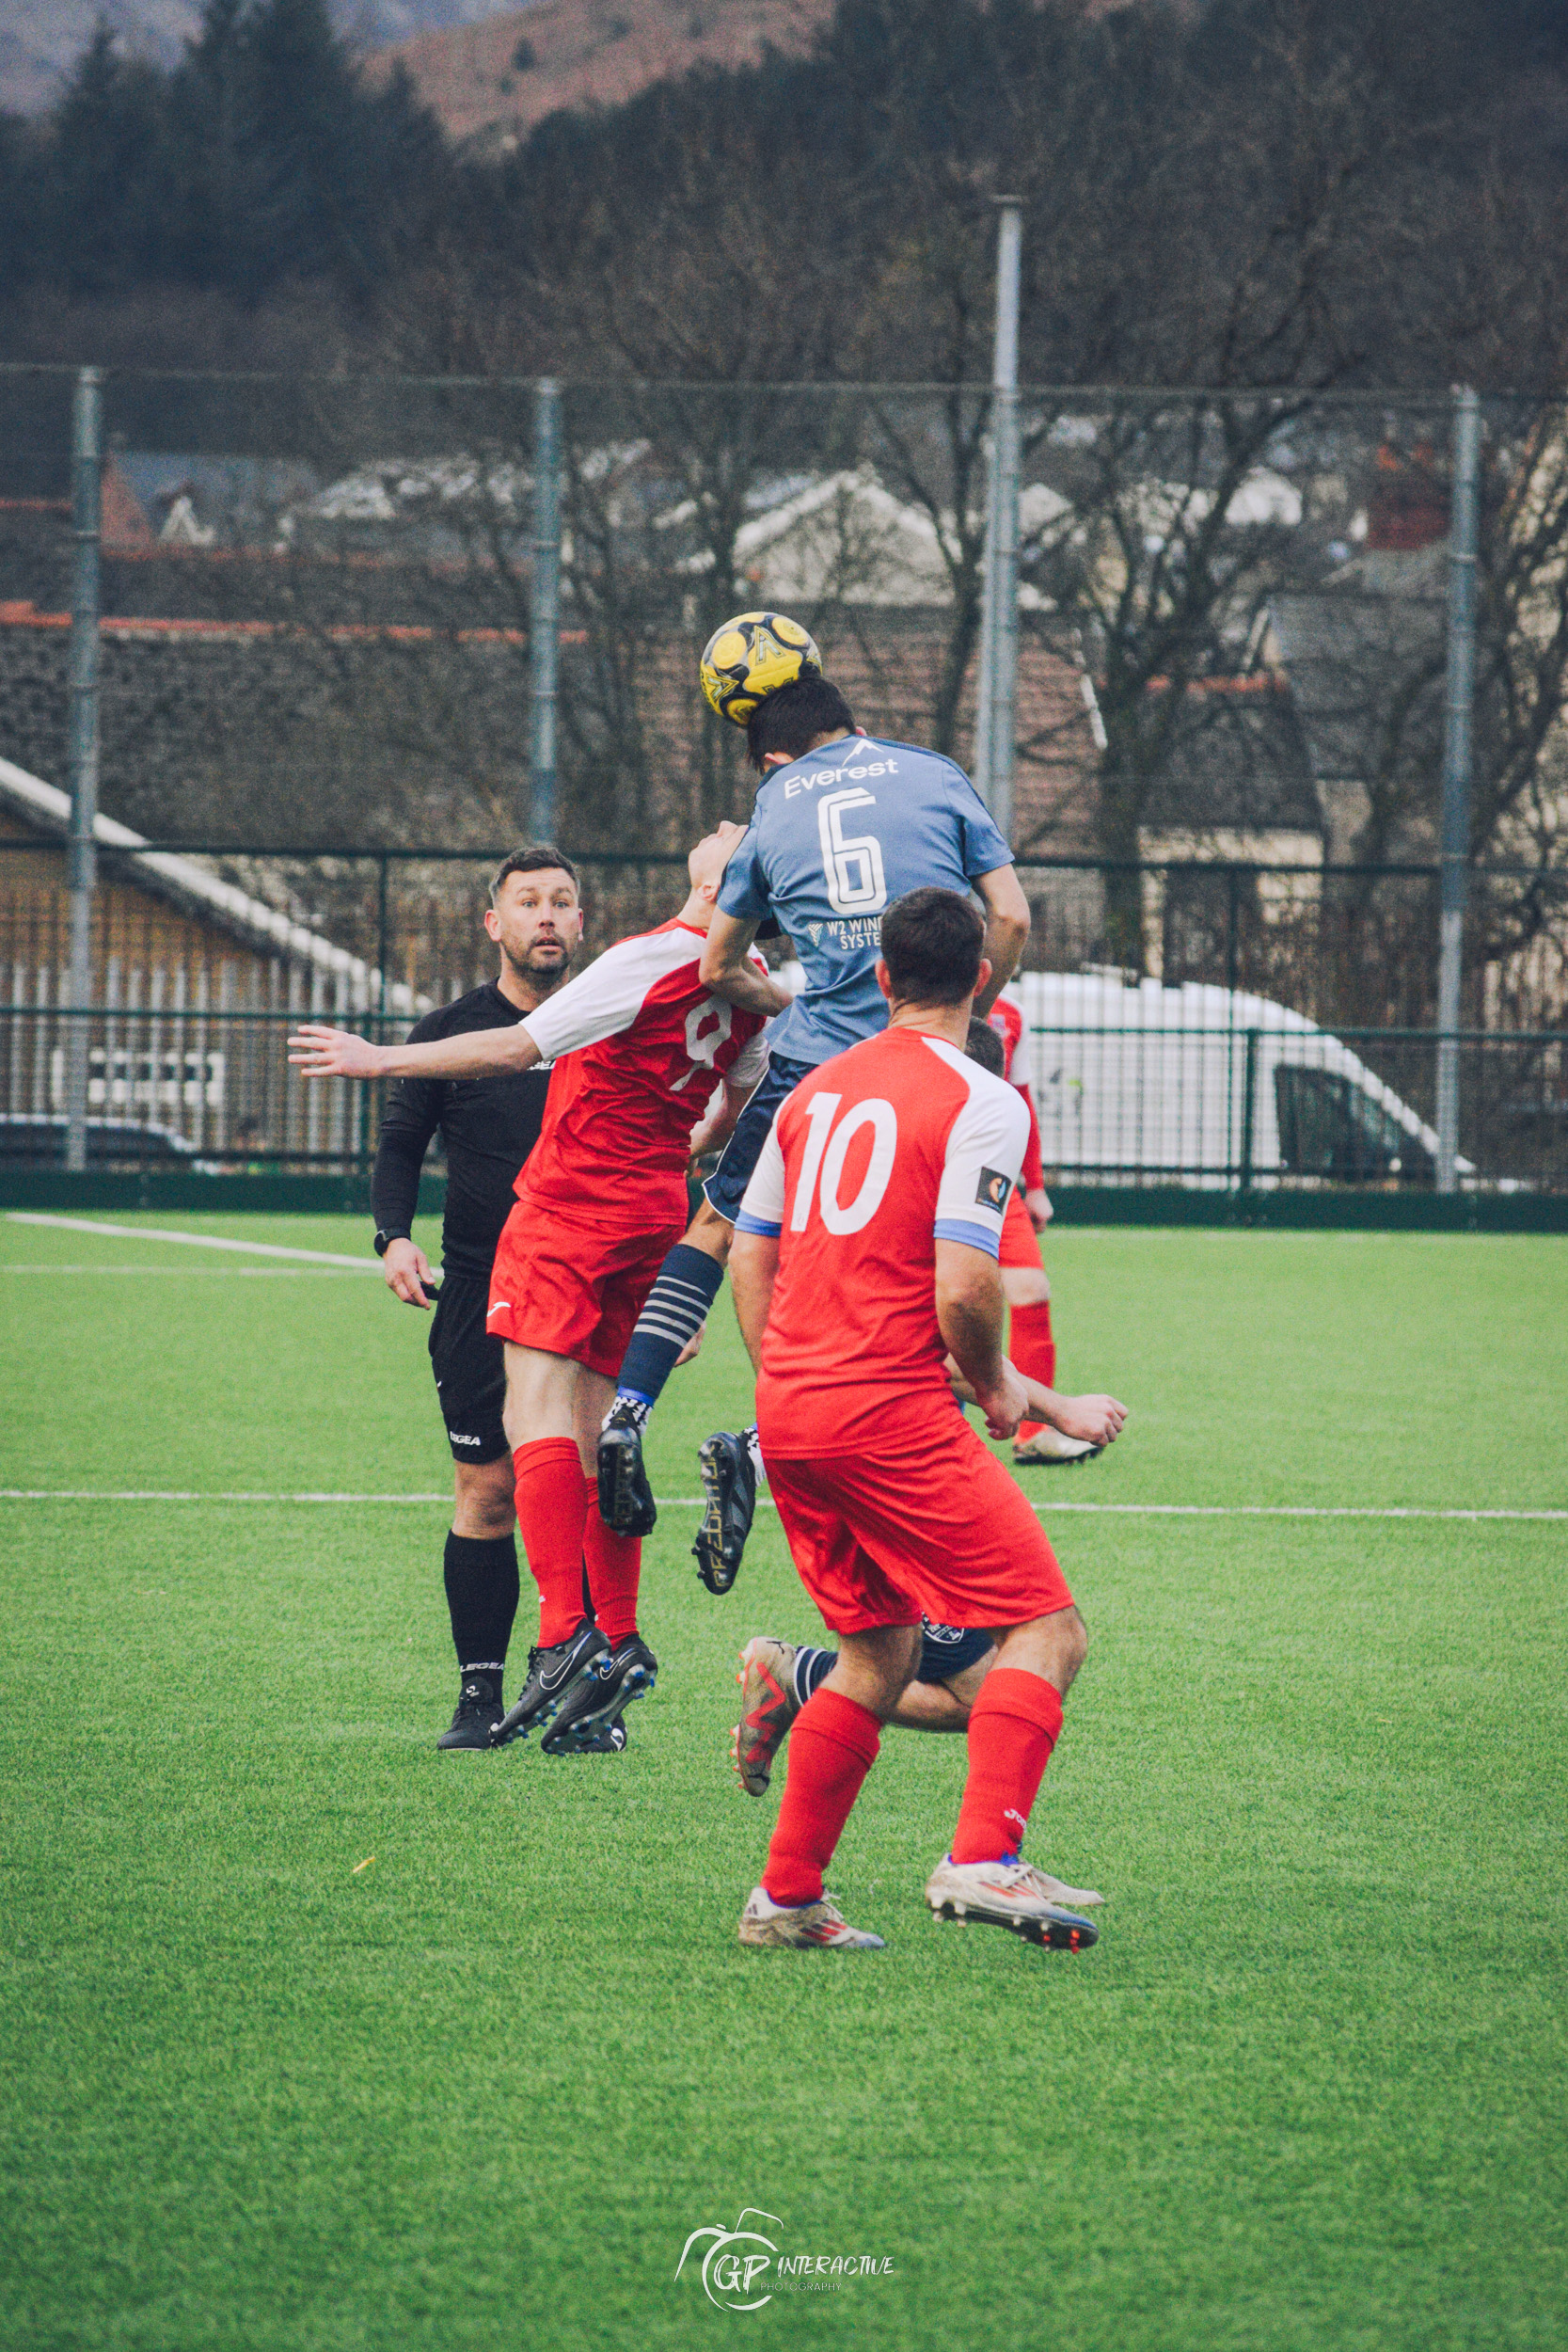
699,610,821,727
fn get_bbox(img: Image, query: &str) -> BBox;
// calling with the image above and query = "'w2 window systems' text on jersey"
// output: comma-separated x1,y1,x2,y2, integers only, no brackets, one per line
716,736,1012,1066
517,919,769,1230
737,1025,1029,1451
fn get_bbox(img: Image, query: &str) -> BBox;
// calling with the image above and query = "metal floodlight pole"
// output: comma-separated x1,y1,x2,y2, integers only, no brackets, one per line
65,366,103,1174
974,197,1022,839
531,377,562,841
1435,385,1481,1196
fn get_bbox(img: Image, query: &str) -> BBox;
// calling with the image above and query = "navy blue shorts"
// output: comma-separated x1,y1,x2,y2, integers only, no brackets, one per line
916,1621,995,1686
703,1050,817,1225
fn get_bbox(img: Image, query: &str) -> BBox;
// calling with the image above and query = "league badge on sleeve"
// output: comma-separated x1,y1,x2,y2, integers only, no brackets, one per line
975,1168,1012,1212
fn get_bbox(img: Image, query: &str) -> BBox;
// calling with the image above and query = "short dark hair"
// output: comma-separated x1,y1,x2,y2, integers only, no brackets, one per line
964,1016,1006,1076
745,675,856,771
489,843,579,905
879,887,985,1007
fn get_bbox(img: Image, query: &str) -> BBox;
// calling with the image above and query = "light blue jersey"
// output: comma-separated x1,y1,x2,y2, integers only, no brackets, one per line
716,734,1013,1064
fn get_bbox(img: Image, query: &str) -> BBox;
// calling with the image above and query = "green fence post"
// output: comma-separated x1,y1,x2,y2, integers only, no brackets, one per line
65,367,103,1173
1238,1027,1259,1196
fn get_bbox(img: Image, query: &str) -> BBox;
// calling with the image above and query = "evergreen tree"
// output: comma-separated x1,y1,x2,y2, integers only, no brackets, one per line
244,0,363,288
47,24,180,295
167,0,261,289
10,0,448,310
0,112,47,302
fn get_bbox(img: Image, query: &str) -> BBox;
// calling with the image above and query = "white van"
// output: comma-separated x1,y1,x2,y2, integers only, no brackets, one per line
1013,970,1459,1188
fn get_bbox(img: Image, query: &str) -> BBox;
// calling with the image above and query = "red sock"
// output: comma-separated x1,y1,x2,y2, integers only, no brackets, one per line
951,1668,1064,1864
1009,1300,1055,1439
582,1476,641,1646
763,1689,881,1907
512,1438,589,1646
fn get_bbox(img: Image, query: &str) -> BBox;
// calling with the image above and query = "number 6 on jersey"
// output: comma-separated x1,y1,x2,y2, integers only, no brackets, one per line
818,788,888,916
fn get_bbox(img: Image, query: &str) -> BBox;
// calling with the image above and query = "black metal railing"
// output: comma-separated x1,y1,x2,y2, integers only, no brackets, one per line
1019,1020,1567,1193
3,1003,1564,1190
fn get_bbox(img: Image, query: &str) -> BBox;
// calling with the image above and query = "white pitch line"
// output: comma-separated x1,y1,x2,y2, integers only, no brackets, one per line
1027,1502,1568,1521
0,1491,1562,1520
4,1213,384,1270
0,1264,382,1277
0,1489,454,1504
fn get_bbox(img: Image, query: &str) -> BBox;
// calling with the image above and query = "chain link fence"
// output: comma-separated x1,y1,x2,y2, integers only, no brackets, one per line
3,833,1565,1189
3,366,1567,1184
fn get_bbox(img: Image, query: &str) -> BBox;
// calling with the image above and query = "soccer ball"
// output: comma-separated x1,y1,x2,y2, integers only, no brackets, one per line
699,610,821,726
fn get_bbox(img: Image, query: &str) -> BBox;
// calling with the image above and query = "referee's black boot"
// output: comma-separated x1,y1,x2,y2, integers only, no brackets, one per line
437,1672,505,1750
491,1619,609,1746
597,1400,658,1538
542,1633,658,1754
693,1426,758,1596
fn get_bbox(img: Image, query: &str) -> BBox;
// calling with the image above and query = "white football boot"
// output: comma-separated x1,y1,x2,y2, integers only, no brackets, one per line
926,1856,1100,1949
731,1636,802,1797
1013,1425,1102,1467
738,1886,885,1950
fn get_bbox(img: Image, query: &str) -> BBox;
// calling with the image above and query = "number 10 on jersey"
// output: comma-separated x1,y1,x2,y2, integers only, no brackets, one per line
789,1091,898,1233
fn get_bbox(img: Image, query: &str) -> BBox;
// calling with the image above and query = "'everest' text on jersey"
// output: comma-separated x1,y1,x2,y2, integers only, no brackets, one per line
736,1024,1029,1450
516,919,769,1228
716,736,1012,1064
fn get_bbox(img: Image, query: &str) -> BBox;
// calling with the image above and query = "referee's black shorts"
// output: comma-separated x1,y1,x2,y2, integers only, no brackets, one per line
428,1271,509,1465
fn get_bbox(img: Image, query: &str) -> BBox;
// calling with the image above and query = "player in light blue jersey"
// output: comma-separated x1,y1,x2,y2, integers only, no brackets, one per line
597,670,1031,1569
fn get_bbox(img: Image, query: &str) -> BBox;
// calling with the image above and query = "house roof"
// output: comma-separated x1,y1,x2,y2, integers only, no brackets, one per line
673,469,1071,610
0,755,420,1011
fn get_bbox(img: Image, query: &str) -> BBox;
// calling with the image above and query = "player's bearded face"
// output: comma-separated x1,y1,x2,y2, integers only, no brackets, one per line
490,874,582,979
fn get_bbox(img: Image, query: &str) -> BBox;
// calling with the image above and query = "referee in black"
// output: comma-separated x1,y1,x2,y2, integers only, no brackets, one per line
372,845,583,1749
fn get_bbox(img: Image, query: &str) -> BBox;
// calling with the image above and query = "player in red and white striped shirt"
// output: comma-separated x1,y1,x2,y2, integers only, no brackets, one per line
290,825,769,1753
984,987,1097,1466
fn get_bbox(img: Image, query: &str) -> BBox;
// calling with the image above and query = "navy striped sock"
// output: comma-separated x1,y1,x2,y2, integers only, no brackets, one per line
616,1243,726,1409
793,1645,837,1707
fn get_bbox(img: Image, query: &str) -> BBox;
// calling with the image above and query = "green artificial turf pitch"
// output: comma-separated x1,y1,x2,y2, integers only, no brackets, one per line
1,1211,1565,2352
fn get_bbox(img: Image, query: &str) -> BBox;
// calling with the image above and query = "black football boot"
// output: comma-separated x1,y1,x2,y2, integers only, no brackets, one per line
491,1620,609,1746
436,1673,505,1750
693,1426,758,1596
578,1720,629,1754
596,1399,658,1537
541,1633,658,1754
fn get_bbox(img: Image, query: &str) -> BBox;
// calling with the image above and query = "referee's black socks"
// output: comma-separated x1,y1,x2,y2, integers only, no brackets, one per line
616,1242,726,1412
443,1530,520,1688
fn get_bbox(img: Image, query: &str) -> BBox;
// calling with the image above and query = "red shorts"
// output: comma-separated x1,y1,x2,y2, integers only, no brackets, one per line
999,1186,1043,1270
485,1197,685,1377
761,1397,1074,1637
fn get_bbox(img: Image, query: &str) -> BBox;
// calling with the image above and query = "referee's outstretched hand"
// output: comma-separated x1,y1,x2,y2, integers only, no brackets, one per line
289,1024,385,1078
383,1236,436,1311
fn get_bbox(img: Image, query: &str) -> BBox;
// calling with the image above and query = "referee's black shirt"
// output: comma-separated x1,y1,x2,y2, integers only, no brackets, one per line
371,983,551,1282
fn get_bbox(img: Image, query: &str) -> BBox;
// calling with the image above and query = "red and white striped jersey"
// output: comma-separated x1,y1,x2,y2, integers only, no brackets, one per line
987,984,1045,1191
516,918,770,1227
986,985,1030,1087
